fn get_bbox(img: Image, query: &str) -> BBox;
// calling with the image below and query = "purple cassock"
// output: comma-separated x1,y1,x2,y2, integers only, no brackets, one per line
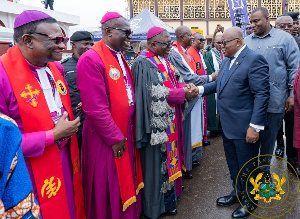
0,59,76,219
77,46,141,219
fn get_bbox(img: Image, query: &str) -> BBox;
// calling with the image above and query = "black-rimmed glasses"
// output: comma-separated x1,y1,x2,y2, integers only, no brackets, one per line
31,32,69,44
108,27,133,37
153,41,173,47
199,38,206,42
220,38,239,46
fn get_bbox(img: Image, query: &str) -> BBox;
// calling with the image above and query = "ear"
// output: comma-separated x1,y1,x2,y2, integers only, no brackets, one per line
266,16,270,24
22,34,34,49
104,27,113,37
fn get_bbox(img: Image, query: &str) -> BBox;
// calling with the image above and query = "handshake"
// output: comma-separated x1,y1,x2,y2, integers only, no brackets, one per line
183,84,199,101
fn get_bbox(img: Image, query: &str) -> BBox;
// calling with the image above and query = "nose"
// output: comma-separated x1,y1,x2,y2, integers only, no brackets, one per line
58,42,66,49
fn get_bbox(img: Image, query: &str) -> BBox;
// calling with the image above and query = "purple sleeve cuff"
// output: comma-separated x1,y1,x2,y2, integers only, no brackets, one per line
45,130,54,146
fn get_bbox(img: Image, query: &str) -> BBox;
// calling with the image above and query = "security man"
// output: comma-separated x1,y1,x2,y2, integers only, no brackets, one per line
61,31,94,153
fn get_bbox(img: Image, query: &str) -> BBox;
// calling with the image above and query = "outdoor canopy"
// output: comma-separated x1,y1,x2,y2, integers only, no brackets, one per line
93,8,176,42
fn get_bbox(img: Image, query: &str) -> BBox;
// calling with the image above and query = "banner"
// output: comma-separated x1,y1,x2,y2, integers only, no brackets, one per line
227,0,250,37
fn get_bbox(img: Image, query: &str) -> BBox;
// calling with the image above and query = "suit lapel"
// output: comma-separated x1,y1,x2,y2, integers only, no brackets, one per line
217,58,228,94
219,47,249,94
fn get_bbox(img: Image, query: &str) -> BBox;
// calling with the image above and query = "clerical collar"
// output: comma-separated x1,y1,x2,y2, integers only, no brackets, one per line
25,59,49,71
180,45,188,53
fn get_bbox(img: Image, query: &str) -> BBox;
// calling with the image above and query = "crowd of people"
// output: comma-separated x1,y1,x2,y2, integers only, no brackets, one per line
0,6,299,219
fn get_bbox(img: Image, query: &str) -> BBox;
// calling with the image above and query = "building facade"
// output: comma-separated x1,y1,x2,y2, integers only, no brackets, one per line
128,0,300,37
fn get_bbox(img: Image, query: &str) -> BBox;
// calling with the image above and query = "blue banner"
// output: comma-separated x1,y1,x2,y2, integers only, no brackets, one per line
227,0,250,37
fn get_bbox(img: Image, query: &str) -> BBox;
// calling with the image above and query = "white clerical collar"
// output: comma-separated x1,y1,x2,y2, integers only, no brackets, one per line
105,44,122,55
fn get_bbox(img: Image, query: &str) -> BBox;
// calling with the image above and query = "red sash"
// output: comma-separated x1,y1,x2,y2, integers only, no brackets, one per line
173,42,196,72
92,40,144,211
1,46,86,219
188,46,204,75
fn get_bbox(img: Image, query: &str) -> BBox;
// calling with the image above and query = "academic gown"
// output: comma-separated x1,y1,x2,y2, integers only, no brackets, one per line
0,60,76,218
169,48,209,171
131,55,185,219
203,50,220,132
77,48,141,219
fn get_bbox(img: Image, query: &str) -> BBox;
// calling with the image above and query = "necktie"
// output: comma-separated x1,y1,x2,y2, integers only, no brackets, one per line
220,56,234,88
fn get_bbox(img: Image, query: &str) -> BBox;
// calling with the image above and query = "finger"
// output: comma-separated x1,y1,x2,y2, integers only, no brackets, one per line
60,111,68,121
117,149,123,159
123,144,127,152
113,150,118,158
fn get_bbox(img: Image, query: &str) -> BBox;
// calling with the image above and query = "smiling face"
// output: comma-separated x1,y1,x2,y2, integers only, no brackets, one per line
104,17,132,52
221,27,244,58
250,10,271,37
148,31,172,58
30,22,66,63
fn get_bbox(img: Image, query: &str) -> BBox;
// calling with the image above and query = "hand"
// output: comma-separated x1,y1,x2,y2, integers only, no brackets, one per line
246,127,259,144
53,111,80,141
211,71,219,81
75,102,84,114
112,137,127,159
184,84,199,101
214,24,224,34
285,97,294,112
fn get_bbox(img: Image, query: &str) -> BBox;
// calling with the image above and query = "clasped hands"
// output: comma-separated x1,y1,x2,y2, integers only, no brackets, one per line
184,83,199,101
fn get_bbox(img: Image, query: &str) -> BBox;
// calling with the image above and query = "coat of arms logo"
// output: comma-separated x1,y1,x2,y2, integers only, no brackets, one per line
250,172,286,203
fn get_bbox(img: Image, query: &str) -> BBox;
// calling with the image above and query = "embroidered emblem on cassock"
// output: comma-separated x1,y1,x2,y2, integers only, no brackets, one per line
41,176,62,198
109,66,121,80
56,80,67,95
196,62,202,70
20,84,40,107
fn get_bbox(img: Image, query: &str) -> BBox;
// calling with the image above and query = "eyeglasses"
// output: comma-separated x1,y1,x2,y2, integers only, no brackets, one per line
108,27,133,37
31,32,69,44
220,38,239,46
246,27,252,30
153,41,173,47
216,41,222,44
199,38,206,42
278,24,293,29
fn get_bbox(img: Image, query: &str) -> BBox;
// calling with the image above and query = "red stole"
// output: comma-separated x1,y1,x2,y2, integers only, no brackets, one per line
92,40,144,211
188,46,204,75
1,46,86,219
173,41,196,72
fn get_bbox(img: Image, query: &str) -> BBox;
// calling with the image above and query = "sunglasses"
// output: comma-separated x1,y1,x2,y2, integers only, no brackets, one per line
31,32,69,44
278,24,293,29
199,38,206,42
153,41,173,47
216,41,222,44
246,27,252,30
108,27,133,37
220,38,239,46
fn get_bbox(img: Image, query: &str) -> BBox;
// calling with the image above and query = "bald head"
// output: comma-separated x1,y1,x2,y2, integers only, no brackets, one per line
175,26,193,48
214,35,222,51
221,27,245,58
223,27,244,40
276,16,293,26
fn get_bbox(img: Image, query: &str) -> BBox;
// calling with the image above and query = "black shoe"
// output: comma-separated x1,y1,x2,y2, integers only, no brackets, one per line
203,141,211,146
182,171,193,179
232,204,256,219
275,148,284,158
216,195,239,207
165,207,177,215
192,161,200,167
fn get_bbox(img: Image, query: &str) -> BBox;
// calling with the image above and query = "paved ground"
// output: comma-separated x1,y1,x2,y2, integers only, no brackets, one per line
159,135,300,219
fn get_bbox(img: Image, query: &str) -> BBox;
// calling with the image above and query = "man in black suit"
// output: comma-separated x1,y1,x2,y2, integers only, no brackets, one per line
201,27,270,219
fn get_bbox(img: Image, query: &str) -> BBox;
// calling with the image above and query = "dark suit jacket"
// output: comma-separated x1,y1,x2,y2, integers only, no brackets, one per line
203,46,270,139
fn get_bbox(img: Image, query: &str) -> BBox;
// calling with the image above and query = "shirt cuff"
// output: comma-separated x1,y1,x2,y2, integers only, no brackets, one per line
208,75,212,82
198,86,204,96
249,123,264,131
45,130,54,146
